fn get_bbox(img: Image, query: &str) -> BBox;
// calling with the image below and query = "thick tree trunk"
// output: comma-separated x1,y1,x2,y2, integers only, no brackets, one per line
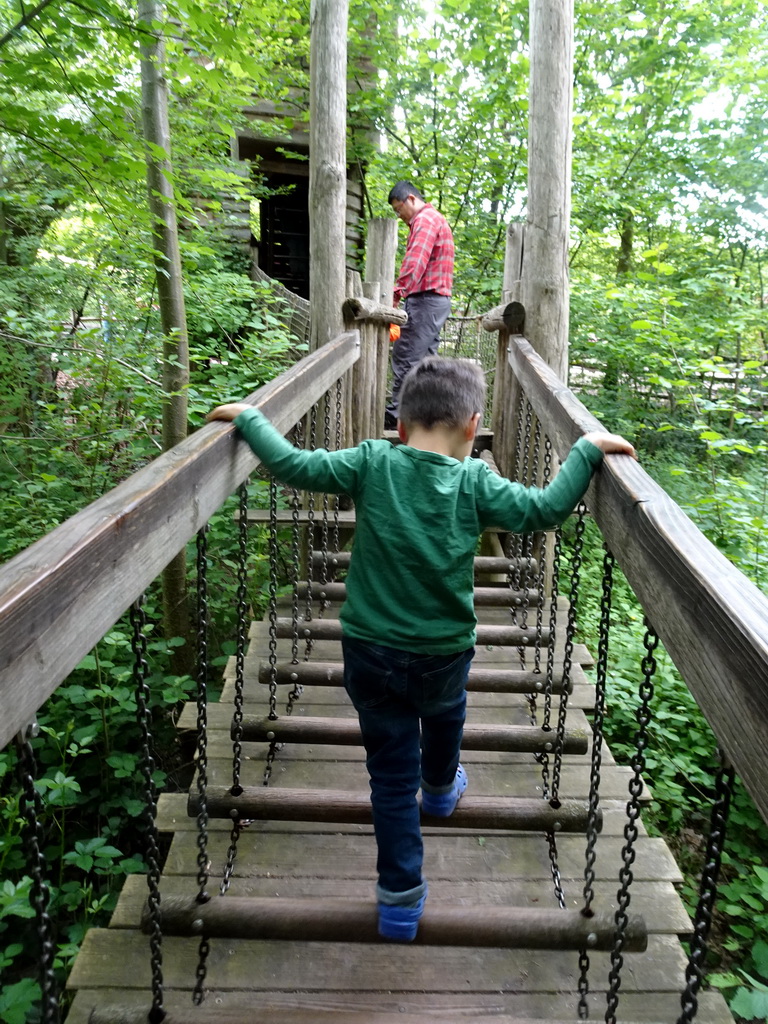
138,0,191,669
309,0,349,352
520,0,574,382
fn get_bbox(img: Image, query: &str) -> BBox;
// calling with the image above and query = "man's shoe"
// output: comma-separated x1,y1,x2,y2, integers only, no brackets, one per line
421,764,468,817
378,889,427,942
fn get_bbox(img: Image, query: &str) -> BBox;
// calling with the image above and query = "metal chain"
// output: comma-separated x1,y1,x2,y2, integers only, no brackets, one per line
15,726,59,1024
578,548,615,1019
193,526,211,1005
319,389,331,591
551,503,587,804
264,476,281,785
332,377,343,553
130,599,166,1023
547,829,567,910
220,482,250,895
537,526,562,800
605,623,660,1024
285,479,304,716
304,406,318,659
530,427,549,676
676,753,736,1024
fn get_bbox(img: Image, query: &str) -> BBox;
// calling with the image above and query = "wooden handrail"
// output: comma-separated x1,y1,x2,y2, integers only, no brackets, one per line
507,335,768,824
0,331,359,750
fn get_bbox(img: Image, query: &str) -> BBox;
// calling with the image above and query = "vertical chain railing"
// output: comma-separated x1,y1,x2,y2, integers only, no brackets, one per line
263,476,281,785
577,547,616,1019
192,526,212,1005
14,724,59,1024
605,622,659,1024
130,598,166,1023
676,753,736,1024
220,481,251,894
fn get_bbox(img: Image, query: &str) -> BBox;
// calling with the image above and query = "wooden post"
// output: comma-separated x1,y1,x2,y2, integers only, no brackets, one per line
342,297,406,441
502,221,525,304
309,0,348,353
365,218,398,433
365,217,398,306
519,0,574,382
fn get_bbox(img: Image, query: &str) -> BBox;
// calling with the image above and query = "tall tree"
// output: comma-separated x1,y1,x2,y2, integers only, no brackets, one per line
138,0,190,661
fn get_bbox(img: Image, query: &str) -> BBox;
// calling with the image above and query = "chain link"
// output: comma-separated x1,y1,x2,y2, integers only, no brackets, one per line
220,482,251,896
551,503,587,804
304,406,318,659
130,599,166,1022
676,753,735,1024
14,726,59,1024
578,548,615,1018
537,526,562,800
605,622,659,1024
332,377,343,553
264,476,281,785
193,526,211,1005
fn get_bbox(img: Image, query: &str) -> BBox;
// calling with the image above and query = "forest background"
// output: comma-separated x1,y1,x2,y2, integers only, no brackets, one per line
0,0,767,1020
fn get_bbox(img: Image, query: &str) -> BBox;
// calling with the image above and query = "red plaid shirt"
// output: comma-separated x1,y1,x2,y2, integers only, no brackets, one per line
393,203,454,304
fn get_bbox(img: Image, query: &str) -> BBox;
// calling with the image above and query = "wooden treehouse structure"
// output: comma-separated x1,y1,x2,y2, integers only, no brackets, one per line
2,2,768,1023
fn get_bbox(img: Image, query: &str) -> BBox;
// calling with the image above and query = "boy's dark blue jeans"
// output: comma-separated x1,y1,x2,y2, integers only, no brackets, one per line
341,637,474,906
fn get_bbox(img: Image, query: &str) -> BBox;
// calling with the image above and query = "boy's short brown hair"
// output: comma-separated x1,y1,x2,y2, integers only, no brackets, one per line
398,357,486,430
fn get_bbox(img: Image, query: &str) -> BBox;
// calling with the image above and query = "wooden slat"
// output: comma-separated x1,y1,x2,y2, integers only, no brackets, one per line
69,989,736,1024
86,1011,682,1024
508,334,768,824
66,929,693,992
190,787,598,833
241,510,358,526
70,990,736,1024
235,715,588,754
254,661,571,693
162,833,679,882
274,618,550,647
111,872,689,934
296,581,539,607
0,333,360,749
310,551,541,576
144,895,646,951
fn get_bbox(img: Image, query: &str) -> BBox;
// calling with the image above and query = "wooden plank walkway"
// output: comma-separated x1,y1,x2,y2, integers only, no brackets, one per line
64,587,735,1023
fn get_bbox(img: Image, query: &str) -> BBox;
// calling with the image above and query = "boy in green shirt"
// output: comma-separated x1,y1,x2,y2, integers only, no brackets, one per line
207,357,636,942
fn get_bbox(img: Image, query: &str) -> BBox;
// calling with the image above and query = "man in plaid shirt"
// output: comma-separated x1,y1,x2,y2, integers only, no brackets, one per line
385,181,454,426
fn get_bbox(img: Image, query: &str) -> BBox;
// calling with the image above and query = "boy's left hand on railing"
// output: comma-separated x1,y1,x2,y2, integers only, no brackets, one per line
583,431,638,460
206,403,251,423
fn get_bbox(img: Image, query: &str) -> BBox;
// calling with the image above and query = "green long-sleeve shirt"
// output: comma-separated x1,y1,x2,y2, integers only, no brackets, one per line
235,408,603,654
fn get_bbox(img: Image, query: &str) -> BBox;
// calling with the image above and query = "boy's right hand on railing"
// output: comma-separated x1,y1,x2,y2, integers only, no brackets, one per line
206,403,251,423
583,432,638,460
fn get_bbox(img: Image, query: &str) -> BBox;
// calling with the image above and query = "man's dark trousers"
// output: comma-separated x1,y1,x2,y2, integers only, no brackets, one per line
387,292,451,421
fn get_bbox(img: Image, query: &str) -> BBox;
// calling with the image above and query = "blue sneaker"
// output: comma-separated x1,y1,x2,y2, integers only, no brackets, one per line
378,888,427,942
421,764,468,817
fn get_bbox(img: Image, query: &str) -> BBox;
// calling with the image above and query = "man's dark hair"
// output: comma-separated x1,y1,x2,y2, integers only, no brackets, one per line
399,357,486,430
388,180,424,204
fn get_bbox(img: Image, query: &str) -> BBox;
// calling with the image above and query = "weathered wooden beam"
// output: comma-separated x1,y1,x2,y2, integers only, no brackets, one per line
144,896,644,951
189,787,598,833
481,301,526,334
310,551,540,575
508,333,768,825
90,1014,667,1024
240,510,357,527
0,334,360,750
234,715,587,754
342,295,407,326
295,581,537,607
273,618,550,647
257,660,570,693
